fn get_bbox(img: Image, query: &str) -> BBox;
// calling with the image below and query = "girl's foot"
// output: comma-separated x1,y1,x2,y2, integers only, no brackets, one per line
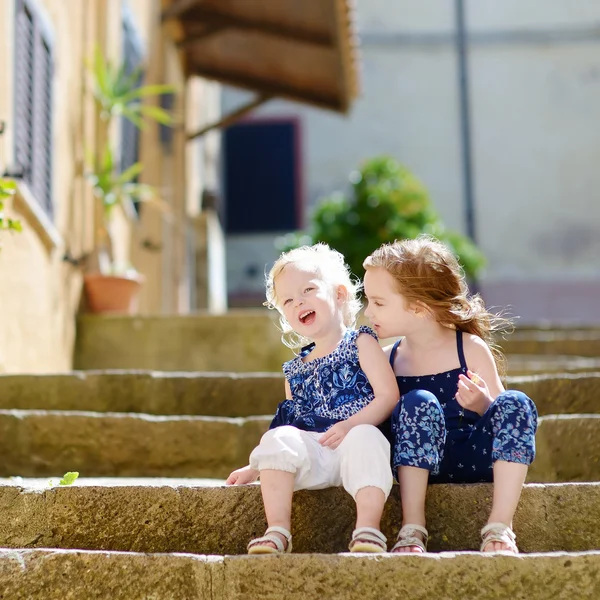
247,526,292,554
480,522,518,553
390,524,428,553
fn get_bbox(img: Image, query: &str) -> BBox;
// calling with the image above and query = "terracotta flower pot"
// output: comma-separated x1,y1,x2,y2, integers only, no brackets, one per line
83,273,145,315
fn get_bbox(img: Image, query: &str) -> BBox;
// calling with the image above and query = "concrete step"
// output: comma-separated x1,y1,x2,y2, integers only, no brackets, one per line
0,370,598,418
74,314,600,373
508,355,600,376
0,411,597,481
0,371,282,417
0,409,266,478
499,330,600,357
74,312,293,372
0,480,598,554
0,547,599,600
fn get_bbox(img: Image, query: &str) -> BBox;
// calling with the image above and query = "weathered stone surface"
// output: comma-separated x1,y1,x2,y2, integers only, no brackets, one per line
1,549,600,600
1,371,600,418
75,314,600,373
0,482,598,554
499,330,600,357
0,548,213,600
74,312,294,372
219,551,600,600
509,372,600,415
0,371,282,416
0,410,270,478
0,411,598,481
530,415,600,483
508,355,600,376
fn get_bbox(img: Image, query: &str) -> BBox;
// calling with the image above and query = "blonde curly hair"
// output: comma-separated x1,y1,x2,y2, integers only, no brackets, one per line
265,243,362,351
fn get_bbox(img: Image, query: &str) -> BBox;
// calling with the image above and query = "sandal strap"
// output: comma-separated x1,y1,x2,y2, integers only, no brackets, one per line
247,526,292,553
391,524,429,552
350,527,387,548
397,524,429,542
265,526,292,541
480,522,517,552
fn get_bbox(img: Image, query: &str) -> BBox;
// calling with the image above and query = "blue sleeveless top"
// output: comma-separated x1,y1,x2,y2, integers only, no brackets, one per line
269,326,377,433
389,330,480,433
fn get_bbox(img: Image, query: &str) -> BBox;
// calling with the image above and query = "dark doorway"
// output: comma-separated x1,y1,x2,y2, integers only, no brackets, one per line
223,119,301,233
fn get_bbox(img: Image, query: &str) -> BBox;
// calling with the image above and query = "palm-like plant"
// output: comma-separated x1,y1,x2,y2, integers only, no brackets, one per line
86,48,176,270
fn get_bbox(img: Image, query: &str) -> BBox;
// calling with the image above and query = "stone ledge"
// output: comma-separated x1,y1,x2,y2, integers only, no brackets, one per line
0,410,597,482
0,482,598,554
1,371,599,417
0,548,600,600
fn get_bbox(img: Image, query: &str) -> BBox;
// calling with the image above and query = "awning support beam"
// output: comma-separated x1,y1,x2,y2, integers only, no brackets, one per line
187,94,273,140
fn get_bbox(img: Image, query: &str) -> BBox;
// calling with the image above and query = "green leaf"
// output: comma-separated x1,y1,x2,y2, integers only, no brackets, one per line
116,161,144,185
140,104,175,126
59,472,79,486
120,84,177,104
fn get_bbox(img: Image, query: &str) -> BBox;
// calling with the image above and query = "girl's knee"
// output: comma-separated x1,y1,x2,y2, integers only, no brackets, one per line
251,426,309,472
344,423,388,446
495,391,538,422
399,389,441,414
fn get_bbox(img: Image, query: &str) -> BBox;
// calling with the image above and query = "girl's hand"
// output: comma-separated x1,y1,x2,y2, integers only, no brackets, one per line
456,370,493,416
226,465,259,485
319,421,352,450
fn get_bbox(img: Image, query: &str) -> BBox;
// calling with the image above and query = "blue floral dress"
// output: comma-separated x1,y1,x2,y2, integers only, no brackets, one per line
390,330,538,483
269,326,377,433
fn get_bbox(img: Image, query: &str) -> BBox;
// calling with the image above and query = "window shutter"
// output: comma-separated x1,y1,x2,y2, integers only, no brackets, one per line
13,0,54,217
120,15,144,175
14,1,35,184
32,38,53,217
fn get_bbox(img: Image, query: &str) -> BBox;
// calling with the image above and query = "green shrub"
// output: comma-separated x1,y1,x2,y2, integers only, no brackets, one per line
277,156,485,280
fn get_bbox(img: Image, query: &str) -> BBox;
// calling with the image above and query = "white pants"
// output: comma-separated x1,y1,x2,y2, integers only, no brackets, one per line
249,424,393,500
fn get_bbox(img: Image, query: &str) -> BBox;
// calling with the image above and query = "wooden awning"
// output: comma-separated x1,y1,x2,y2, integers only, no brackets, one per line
161,0,360,114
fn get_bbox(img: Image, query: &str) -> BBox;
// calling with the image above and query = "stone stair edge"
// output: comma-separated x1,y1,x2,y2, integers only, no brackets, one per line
0,482,598,554
1,547,600,600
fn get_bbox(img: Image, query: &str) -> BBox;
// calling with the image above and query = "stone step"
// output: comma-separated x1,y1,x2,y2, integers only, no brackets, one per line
508,355,600,376
0,547,599,600
499,330,600,357
0,480,597,554
74,314,600,373
0,371,598,418
0,410,597,481
74,313,293,372
0,371,283,417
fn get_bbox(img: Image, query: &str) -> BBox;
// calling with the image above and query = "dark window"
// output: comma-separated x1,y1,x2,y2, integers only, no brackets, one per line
120,11,144,175
224,121,300,234
14,0,54,217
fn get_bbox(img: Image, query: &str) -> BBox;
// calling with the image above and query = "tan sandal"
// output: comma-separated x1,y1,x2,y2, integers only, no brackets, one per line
247,526,292,555
348,527,387,553
390,524,428,553
480,522,518,553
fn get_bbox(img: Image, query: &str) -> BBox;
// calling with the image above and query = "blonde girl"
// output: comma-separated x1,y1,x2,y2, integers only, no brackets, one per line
227,243,399,554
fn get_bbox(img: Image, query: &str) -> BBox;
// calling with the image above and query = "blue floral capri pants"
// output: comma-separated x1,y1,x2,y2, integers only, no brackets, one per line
391,390,538,483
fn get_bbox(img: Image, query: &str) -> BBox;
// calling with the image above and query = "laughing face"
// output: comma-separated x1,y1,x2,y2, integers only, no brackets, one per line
274,263,343,339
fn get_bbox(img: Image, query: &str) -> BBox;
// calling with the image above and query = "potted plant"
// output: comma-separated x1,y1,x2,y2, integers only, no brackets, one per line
83,48,175,314
277,155,486,282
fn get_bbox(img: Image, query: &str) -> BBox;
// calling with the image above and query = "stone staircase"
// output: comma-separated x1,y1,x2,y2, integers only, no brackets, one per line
1,314,600,598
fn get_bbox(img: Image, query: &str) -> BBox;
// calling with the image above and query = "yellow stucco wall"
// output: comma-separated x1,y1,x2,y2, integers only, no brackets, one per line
0,0,218,372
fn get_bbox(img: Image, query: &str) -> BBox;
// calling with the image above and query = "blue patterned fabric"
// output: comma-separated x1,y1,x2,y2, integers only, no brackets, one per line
390,330,538,483
269,326,377,433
